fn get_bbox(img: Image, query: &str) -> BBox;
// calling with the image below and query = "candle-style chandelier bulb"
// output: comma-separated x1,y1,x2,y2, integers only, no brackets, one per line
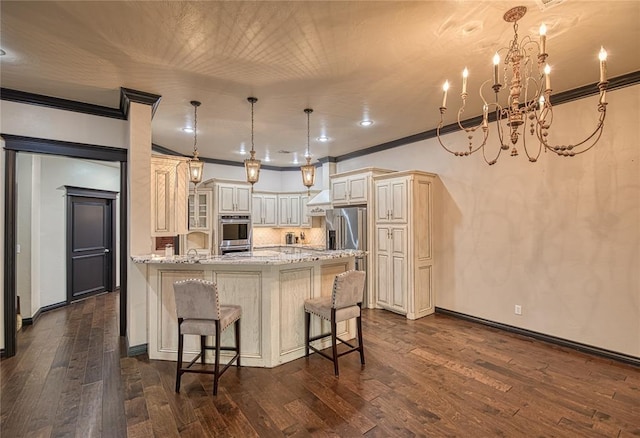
435,5,609,165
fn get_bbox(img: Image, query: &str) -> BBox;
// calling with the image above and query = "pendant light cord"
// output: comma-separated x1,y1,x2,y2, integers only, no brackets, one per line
251,100,255,153
304,108,313,159
193,105,198,154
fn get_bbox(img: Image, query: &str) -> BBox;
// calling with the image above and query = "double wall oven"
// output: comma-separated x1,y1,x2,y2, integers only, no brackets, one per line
219,215,252,254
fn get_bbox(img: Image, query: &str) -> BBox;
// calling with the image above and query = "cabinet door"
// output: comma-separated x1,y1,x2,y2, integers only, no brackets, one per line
348,175,368,204
278,196,288,226
235,186,251,213
262,195,278,226
195,191,210,229
288,195,301,226
300,194,310,228
331,178,348,204
252,195,264,225
390,226,407,312
218,185,236,214
389,179,407,222
188,194,196,229
375,181,390,222
375,226,391,307
151,163,175,236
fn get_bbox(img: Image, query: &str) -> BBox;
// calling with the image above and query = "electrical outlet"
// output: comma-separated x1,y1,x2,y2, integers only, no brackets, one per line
16,244,21,254
515,304,522,315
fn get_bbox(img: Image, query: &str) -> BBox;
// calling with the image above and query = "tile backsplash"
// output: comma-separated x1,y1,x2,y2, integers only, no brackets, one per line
253,225,325,247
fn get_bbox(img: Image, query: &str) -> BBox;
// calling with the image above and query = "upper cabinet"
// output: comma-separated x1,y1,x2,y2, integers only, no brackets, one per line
375,177,408,223
278,194,302,227
151,155,189,237
330,168,394,206
252,191,313,228
252,193,278,227
188,188,212,230
215,182,251,215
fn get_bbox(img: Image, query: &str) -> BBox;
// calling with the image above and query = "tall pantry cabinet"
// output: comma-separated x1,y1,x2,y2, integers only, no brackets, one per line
373,170,435,320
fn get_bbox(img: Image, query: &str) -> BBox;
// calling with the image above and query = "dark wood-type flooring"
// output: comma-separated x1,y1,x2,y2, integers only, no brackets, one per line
1,292,638,437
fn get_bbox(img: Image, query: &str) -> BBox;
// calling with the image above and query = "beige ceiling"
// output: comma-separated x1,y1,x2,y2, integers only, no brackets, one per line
2,1,639,167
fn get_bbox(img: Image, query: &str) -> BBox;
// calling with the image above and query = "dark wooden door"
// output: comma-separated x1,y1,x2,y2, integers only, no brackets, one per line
66,188,116,302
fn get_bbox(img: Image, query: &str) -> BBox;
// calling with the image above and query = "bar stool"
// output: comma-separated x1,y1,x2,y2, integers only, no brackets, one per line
173,279,241,395
304,270,366,376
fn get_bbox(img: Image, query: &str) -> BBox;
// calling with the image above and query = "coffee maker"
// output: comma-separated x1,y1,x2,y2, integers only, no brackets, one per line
285,232,295,245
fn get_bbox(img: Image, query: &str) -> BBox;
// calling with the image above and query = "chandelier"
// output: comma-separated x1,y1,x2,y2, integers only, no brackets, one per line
244,97,261,186
436,6,609,165
187,100,204,185
300,108,316,194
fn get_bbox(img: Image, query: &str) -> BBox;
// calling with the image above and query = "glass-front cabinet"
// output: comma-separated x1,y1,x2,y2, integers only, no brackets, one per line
188,188,212,231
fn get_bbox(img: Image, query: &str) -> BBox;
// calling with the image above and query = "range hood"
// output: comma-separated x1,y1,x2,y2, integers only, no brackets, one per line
306,189,331,216
306,161,335,216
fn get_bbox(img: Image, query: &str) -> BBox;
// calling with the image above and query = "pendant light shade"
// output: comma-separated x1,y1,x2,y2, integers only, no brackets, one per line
188,100,204,185
244,97,261,186
301,108,315,194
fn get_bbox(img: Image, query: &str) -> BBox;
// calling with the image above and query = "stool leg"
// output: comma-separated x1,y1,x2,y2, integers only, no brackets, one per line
304,311,310,357
357,314,365,365
235,319,241,367
331,309,339,376
200,335,206,365
176,321,184,393
213,320,221,396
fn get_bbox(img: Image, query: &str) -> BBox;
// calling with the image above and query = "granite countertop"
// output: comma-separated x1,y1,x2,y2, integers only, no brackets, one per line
131,247,364,265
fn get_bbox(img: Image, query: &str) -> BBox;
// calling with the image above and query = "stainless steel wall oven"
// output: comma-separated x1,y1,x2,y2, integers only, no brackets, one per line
219,215,252,254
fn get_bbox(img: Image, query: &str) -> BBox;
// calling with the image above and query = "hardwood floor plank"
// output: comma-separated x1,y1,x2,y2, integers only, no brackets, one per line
75,381,103,438
102,350,127,438
3,293,639,437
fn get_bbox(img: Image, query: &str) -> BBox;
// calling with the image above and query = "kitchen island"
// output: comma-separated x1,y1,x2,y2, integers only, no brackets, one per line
132,248,362,367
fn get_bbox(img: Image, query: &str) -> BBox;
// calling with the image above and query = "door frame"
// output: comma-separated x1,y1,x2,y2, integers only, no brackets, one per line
2,134,128,358
65,186,118,303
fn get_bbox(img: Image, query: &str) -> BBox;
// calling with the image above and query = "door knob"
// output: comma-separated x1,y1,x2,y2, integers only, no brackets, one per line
104,249,110,253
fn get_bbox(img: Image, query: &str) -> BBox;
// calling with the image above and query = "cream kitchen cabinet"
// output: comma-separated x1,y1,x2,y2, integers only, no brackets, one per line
375,177,408,223
151,155,189,237
252,193,278,227
373,170,436,320
216,182,251,214
330,167,394,206
300,194,311,227
331,174,367,205
278,194,301,227
375,225,408,313
188,188,212,230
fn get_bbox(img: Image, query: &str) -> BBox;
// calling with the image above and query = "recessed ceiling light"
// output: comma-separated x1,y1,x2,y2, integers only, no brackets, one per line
182,127,194,133
316,136,330,142
359,120,374,127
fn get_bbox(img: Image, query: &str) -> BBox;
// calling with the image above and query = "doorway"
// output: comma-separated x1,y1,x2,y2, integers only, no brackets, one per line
3,135,128,358
66,187,118,303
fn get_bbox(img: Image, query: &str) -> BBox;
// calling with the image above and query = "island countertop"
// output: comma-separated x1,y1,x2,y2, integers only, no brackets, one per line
131,247,364,265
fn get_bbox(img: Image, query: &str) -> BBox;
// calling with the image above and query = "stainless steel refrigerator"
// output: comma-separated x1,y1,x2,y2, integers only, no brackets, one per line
325,207,367,276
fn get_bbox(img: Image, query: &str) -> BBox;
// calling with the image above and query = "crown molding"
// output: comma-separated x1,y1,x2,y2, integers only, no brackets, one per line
120,87,162,119
0,88,125,119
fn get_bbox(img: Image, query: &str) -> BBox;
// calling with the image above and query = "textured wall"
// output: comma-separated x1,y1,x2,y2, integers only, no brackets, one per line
337,85,640,357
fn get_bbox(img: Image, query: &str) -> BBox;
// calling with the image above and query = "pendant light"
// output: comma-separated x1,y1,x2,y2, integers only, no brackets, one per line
244,97,261,187
187,100,204,185
300,108,315,194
